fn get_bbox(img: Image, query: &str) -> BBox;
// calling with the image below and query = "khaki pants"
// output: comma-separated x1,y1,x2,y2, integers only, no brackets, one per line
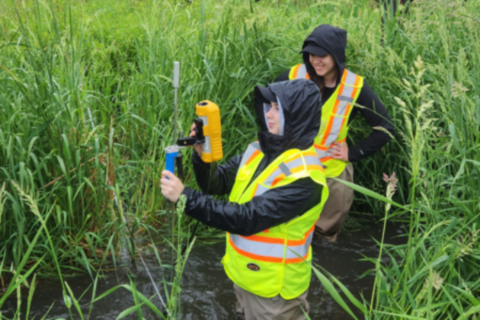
234,284,309,320
315,163,354,242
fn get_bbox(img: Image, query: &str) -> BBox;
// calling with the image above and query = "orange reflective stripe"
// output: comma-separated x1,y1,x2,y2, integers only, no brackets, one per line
292,65,300,79
285,225,315,246
338,74,361,134
284,254,309,264
350,74,362,98
271,173,286,186
241,234,285,245
307,164,324,172
251,183,259,197
305,73,310,80
240,225,315,246
290,166,304,174
246,149,261,165
341,69,348,83
321,96,341,146
320,156,333,162
303,151,317,157
314,143,328,151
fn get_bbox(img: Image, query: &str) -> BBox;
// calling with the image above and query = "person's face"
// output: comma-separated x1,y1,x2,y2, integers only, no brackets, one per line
265,102,280,135
309,53,336,77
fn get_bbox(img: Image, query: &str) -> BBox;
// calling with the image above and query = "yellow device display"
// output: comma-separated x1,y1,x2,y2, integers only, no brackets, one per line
176,100,223,163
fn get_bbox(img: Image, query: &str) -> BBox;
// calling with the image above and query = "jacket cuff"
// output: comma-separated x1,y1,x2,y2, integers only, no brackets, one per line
180,187,195,215
348,146,363,162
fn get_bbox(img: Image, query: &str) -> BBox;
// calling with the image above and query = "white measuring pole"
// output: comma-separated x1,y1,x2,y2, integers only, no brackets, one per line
173,61,180,143
169,61,180,283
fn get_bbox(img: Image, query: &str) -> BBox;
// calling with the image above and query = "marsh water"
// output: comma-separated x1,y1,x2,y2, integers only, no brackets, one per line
1,223,405,319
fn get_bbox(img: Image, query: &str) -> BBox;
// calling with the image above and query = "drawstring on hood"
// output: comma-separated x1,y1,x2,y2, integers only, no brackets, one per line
301,24,347,87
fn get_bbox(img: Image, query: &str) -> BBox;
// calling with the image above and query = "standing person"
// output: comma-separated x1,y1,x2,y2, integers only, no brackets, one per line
161,79,329,319
269,24,395,242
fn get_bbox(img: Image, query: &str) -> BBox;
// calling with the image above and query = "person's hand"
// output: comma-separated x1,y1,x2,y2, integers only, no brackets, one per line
161,170,185,202
189,123,203,157
327,142,349,162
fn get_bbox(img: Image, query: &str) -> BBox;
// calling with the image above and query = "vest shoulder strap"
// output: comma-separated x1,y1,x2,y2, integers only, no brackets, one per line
239,141,262,168
288,64,310,80
250,148,325,198
314,69,364,160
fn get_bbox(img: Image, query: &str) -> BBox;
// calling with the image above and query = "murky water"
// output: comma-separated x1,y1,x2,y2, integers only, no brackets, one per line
1,223,405,319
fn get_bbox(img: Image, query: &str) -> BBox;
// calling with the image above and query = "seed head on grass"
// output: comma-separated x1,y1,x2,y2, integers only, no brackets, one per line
382,172,398,213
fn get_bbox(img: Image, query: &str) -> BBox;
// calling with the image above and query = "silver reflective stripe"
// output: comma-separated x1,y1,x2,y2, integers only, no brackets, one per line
264,167,283,186
324,100,349,147
279,163,291,176
303,156,321,166
254,183,270,197
230,233,311,261
321,70,358,147
345,69,357,85
239,143,261,168
340,84,354,99
284,158,304,172
338,96,354,102
230,234,285,258
286,231,313,258
314,148,329,160
295,64,308,79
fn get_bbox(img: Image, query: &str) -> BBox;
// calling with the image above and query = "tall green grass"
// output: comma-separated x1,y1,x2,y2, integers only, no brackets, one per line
0,0,479,318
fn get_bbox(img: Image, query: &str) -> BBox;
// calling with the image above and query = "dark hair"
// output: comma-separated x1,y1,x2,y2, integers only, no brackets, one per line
304,54,325,96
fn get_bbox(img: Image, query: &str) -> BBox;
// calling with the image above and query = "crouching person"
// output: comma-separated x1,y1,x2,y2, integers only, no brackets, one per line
160,79,329,320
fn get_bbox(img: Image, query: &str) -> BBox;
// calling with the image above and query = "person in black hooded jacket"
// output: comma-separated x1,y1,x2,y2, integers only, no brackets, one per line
265,24,395,243
161,79,328,319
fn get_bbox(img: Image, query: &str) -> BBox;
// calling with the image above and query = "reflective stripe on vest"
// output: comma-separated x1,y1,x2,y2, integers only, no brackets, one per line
288,64,310,80
288,64,363,174
250,151,324,198
229,146,324,261
224,143,329,299
239,141,261,168
313,69,361,163
228,224,315,264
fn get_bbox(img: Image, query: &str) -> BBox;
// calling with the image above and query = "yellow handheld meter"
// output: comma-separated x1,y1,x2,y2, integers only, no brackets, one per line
177,100,223,163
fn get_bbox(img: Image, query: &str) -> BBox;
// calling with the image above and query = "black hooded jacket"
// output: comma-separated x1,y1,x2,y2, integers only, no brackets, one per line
269,24,395,162
181,80,324,236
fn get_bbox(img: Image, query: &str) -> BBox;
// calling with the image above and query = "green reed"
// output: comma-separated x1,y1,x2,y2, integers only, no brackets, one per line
0,0,479,318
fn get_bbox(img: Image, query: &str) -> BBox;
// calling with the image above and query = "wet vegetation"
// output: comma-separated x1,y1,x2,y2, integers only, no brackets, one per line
0,0,479,318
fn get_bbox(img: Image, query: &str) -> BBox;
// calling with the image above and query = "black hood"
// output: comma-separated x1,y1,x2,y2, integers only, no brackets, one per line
302,24,347,86
255,79,321,157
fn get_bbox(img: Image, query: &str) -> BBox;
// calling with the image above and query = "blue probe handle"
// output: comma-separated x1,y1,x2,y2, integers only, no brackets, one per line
165,151,178,176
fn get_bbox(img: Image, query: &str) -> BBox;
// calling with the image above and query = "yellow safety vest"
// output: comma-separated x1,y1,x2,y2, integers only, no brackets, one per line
289,64,364,178
222,142,329,299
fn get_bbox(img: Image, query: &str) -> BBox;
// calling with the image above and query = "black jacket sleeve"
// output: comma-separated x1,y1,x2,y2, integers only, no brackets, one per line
181,178,323,236
348,81,395,162
191,151,243,196
274,69,290,82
